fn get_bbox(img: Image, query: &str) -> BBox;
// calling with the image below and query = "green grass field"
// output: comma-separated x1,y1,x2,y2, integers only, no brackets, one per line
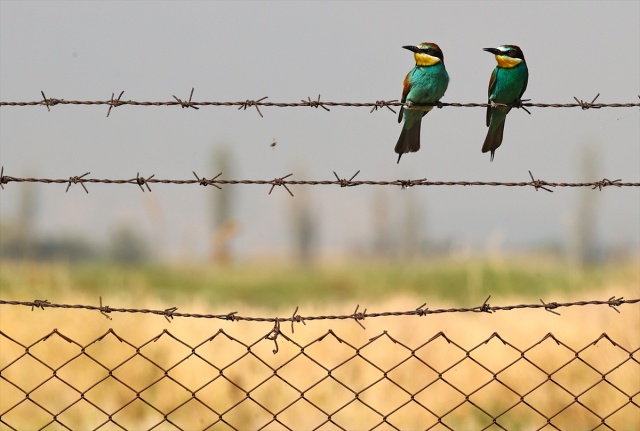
1,256,637,307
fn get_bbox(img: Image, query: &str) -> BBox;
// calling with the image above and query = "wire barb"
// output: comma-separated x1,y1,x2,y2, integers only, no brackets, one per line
591,178,622,191
333,170,360,187
40,91,62,112
172,87,199,110
302,94,330,111
192,171,222,189
134,172,154,192
573,93,601,110
352,304,367,330
398,178,427,189
528,170,553,193
106,91,125,117
269,173,294,196
238,96,268,117
607,296,623,314
540,298,561,316
31,299,50,311
370,99,398,114
65,172,90,193
478,295,493,313
99,296,112,320
163,306,178,322
290,306,305,333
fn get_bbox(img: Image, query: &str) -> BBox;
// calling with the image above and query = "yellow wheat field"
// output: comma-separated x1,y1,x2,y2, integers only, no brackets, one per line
1,274,639,430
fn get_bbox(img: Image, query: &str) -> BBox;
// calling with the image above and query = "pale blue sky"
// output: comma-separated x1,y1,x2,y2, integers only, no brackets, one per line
1,1,639,259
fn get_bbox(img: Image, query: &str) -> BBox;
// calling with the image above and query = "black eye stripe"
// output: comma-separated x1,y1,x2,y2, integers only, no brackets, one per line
501,48,523,59
419,48,441,57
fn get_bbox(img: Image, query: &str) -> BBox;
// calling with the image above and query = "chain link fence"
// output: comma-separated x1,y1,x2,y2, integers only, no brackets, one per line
1,326,638,430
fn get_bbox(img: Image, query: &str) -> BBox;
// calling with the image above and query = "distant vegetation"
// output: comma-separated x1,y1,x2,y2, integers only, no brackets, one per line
1,257,637,308
0,223,151,264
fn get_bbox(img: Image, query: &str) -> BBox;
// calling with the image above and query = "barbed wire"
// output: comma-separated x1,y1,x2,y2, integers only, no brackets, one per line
0,168,637,195
1,296,635,333
0,91,638,117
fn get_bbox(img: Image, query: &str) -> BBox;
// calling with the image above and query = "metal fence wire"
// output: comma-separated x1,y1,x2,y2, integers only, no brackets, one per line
1,91,638,118
1,92,639,431
1,169,638,196
1,327,638,431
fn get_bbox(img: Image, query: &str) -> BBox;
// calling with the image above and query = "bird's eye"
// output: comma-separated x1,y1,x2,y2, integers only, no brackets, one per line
508,50,517,57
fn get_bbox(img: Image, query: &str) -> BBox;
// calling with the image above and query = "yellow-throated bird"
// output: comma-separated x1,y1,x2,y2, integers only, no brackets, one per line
482,45,529,161
395,42,449,163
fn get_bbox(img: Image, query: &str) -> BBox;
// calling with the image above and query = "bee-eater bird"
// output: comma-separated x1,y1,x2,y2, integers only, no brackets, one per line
395,42,449,163
482,45,529,161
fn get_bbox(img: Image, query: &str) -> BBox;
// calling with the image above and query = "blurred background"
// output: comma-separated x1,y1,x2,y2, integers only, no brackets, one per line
0,1,638,298
1,3,639,429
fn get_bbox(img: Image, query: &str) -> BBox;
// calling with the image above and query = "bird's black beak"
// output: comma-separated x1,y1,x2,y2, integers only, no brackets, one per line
483,47,502,55
402,45,420,53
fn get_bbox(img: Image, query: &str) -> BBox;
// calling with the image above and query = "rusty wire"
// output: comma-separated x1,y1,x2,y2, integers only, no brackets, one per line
0,91,638,117
1,296,636,330
0,327,637,430
0,168,637,195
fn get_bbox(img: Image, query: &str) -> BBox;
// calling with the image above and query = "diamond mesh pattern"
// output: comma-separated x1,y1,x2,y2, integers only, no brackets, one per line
1,330,638,430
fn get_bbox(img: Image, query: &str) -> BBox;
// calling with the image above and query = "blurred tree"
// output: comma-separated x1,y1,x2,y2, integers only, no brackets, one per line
37,235,99,261
210,147,238,265
401,190,424,258
18,177,37,248
108,224,151,265
372,189,392,258
0,221,28,258
0,223,100,261
290,186,316,265
0,176,38,258
571,143,600,266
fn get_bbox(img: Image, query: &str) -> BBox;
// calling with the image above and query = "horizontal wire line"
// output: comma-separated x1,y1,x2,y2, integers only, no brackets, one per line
3,100,639,108
0,170,637,195
1,92,638,115
1,297,636,326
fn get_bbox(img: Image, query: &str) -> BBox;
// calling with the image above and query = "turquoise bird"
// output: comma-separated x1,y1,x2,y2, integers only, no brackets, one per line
395,42,449,163
482,45,529,161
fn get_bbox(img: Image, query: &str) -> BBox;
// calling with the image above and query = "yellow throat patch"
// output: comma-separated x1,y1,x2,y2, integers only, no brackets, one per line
414,53,441,67
495,55,522,68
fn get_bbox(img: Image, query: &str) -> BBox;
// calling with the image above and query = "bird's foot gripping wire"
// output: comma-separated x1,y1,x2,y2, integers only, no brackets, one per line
514,98,532,115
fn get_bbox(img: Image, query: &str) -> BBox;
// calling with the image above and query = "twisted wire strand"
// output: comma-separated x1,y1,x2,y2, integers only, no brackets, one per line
0,169,637,195
2,296,636,327
1,91,638,118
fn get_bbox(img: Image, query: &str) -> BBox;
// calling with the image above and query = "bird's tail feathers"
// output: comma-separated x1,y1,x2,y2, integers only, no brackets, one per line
482,119,505,162
395,121,421,163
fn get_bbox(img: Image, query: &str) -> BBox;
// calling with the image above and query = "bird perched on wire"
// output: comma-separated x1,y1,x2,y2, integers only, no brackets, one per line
395,42,449,164
482,45,529,161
